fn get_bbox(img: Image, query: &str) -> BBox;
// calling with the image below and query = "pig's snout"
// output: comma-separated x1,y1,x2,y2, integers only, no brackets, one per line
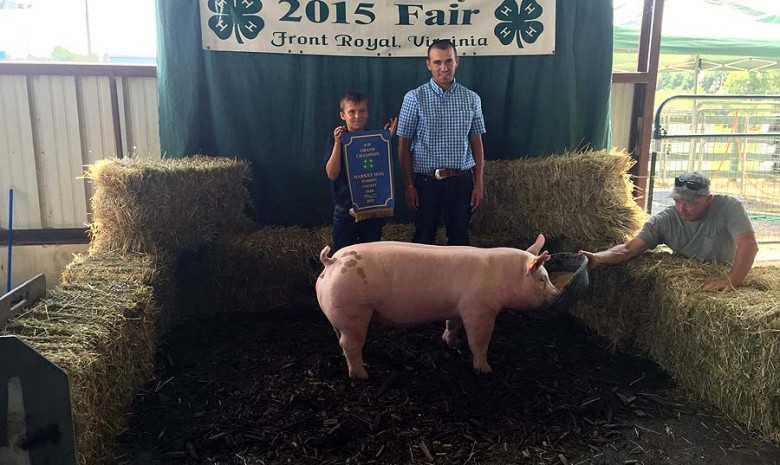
547,284,561,304
539,270,560,307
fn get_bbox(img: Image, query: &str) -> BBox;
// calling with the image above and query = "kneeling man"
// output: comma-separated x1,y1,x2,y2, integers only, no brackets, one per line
579,172,759,291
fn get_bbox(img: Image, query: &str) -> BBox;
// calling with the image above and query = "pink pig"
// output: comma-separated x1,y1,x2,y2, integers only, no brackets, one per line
315,234,560,379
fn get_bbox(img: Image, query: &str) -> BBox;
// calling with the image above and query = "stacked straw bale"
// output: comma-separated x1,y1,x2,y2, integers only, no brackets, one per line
85,156,254,254
177,226,327,315
0,156,252,464
383,222,506,248
175,223,430,315
473,150,646,251
181,222,476,316
1,251,168,465
574,254,780,442
177,152,645,313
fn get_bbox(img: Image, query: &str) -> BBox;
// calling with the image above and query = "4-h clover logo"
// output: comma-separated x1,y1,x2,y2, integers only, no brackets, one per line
207,0,265,45
362,158,375,170
494,0,544,48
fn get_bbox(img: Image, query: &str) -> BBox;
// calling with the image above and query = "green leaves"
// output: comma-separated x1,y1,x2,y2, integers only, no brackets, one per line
494,0,545,48
208,0,265,44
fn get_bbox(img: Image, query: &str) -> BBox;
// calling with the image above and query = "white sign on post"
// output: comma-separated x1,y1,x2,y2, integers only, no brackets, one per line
199,0,556,57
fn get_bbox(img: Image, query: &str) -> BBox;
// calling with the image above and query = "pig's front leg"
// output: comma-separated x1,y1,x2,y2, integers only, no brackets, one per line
461,310,498,374
442,318,463,347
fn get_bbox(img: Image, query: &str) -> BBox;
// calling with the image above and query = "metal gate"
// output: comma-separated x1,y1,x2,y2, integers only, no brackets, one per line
649,94,780,243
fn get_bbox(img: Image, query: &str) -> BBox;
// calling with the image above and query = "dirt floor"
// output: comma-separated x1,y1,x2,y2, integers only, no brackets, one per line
116,307,780,465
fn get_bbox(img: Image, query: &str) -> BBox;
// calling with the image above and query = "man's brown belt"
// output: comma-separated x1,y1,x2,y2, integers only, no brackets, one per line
422,168,468,180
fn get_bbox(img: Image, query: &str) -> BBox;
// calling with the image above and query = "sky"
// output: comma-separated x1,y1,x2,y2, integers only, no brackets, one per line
0,0,157,60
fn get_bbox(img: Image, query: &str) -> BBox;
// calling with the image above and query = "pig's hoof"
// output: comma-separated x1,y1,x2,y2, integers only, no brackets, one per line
349,369,369,380
442,335,461,349
472,364,493,375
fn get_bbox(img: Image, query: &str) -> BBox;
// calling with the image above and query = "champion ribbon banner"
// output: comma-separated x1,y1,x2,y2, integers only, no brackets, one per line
200,0,556,57
342,129,394,222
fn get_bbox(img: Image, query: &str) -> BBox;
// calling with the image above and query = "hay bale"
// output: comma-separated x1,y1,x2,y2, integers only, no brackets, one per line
63,250,180,335
382,222,457,245
177,226,326,315
574,254,780,442
179,223,463,316
382,222,505,248
1,252,167,465
379,222,415,242
85,156,254,254
571,255,659,351
178,223,475,316
473,151,647,251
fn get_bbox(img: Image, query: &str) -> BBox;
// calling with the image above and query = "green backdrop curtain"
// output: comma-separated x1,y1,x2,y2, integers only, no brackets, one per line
156,0,614,226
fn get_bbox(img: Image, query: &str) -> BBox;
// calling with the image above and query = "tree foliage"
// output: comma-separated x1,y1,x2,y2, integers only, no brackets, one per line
724,70,780,94
50,46,99,62
656,69,780,95
656,71,695,91
700,70,725,94
20,46,98,62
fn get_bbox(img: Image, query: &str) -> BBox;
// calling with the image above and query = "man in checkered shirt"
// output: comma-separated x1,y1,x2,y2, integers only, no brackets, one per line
397,39,486,246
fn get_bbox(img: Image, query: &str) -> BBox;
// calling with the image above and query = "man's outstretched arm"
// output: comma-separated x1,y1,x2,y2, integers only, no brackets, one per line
578,236,650,270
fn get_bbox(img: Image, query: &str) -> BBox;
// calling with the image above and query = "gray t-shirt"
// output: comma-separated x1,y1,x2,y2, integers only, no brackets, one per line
637,194,753,265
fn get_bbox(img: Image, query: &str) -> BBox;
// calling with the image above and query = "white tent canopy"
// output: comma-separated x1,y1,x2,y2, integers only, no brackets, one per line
613,0,780,72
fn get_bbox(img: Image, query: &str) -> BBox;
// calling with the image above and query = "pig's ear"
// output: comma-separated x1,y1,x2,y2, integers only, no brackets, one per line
525,234,546,255
526,251,551,275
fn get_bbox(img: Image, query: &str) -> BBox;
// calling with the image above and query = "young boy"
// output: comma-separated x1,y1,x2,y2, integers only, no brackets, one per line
325,90,397,251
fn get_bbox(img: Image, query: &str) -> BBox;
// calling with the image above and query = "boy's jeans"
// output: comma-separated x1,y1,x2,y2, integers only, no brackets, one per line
332,207,384,252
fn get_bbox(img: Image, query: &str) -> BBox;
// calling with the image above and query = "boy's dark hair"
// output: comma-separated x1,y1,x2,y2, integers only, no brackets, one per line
427,39,457,60
340,90,369,111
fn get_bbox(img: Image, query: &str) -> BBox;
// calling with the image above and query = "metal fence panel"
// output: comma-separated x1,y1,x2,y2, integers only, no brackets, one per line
79,75,118,207
30,75,88,229
0,75,41,229
123,77,161,159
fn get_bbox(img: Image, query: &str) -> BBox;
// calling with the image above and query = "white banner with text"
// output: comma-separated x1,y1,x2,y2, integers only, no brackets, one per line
200,0,556,57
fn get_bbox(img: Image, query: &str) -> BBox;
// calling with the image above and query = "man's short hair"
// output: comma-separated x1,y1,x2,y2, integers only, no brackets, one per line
340,90,368,111
670,171,711,204
427,39,457,60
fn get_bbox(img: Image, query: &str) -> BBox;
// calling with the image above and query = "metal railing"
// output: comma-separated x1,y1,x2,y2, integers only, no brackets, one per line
649,94,780,242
